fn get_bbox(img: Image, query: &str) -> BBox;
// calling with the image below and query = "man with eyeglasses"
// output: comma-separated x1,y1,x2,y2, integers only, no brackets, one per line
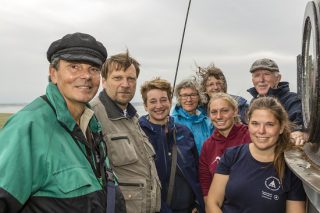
171,78,213,153
0,32,122,212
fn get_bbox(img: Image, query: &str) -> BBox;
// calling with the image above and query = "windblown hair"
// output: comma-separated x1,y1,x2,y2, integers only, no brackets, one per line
196,63,227,97
247,97,293,184
101,50,140,79
208,92,240,124
140,77,172,105
174,78,206,105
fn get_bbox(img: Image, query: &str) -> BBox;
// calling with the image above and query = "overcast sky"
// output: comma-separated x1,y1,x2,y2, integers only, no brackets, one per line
0,0,309,104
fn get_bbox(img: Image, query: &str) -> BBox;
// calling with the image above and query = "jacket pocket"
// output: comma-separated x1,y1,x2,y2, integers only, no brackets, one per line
107,133,138,167
142,135,156,160
118,178,146,213
53,167,94,194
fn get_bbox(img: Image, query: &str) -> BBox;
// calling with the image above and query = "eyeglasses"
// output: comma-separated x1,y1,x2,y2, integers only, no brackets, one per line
206,82,223,88
179,93,199,100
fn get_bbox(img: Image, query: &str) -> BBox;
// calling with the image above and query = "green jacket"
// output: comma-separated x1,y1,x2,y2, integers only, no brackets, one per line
0,83,107,212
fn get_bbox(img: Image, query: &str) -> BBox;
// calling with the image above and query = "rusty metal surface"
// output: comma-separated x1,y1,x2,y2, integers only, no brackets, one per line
304,184,320,212
285,146,320,193
304,143,320,167
285,145,320,212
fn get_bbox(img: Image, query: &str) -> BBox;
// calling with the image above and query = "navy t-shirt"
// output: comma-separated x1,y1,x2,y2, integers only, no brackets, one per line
216,144,306,213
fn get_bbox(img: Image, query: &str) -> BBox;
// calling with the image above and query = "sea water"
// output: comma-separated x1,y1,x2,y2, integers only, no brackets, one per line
0,103,148,115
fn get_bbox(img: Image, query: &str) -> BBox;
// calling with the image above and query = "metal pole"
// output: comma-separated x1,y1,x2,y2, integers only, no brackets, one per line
172,0,192,97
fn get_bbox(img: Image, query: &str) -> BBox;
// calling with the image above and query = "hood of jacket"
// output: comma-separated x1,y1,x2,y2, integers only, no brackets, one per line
210,123,248,143
230,94,248,107
139,115,175,133
171,105,208,124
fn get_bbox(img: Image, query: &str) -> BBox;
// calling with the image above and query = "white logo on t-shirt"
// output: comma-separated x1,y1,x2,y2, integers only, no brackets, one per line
213,156,221,164
264,176,281,191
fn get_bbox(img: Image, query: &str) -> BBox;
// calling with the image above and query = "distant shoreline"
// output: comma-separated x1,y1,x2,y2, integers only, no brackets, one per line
0,102,146,114
0,113,12,128
0,104,26,113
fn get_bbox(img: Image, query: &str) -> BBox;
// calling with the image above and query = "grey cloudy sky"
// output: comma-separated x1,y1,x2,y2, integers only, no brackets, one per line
0,0,309,104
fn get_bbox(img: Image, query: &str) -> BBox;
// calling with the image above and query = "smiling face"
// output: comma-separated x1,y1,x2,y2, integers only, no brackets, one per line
209,98,237,137
144,89,172,125
50,60,100,109
102,64,137,109
205,76,224,97
248,109,284,152
179,87,200,115
252,70,281,96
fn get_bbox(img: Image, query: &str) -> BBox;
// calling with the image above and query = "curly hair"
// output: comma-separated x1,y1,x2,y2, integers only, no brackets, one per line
196,63,227,97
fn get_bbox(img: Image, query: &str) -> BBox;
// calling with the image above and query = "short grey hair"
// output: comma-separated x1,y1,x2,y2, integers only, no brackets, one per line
174,78,207,105
48,57,60,82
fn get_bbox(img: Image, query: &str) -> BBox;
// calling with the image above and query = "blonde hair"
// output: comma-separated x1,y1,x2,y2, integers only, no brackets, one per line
208,92,240,123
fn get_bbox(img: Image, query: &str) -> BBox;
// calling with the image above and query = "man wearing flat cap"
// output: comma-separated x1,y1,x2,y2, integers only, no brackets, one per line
0,32,122,212
247,58,306,145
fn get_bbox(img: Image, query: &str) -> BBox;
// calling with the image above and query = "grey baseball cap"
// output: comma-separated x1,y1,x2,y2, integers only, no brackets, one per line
250,58,279,73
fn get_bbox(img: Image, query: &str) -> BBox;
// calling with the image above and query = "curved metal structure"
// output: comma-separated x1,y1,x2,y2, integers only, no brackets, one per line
285,1,320,212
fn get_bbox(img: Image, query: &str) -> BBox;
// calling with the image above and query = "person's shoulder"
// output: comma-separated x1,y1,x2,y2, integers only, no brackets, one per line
1,97,57,139
230,94,248,105
90,96,102,109
235,123,249,132
277,83,300,103
217,144,248,172
11,97,53,123
200,134,215,150
138,115,149,127
171,104,180,115
224,143,248,159
175,123,195,143
171,106,187,121
175,122,192,134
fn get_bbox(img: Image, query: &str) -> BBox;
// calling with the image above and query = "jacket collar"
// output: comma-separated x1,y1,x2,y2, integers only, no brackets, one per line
212,123,243,141
98,90,137,120
230,94,247,106
139,115,175,133
247,81,289,98
45,82,101,133
172,105,207,122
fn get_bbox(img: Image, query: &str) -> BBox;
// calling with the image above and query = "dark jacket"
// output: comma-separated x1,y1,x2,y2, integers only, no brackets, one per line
230,95,249,124
247,81,303,131
139,116,205,213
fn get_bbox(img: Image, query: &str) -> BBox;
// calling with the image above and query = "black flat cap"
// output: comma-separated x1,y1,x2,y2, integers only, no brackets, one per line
47,32,107,66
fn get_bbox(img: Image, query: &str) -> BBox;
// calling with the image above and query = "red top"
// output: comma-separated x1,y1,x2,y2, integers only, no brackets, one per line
199,123,251,196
